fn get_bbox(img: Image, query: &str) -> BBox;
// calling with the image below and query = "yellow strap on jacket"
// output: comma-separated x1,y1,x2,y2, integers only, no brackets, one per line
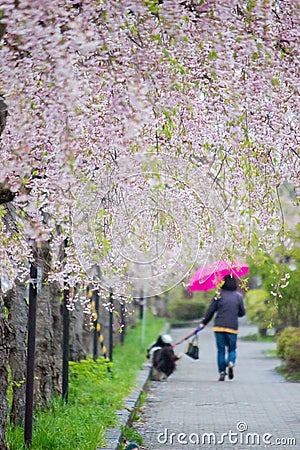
213,326,238,334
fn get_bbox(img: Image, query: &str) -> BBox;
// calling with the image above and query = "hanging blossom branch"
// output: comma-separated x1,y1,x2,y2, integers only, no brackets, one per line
0,0,299,296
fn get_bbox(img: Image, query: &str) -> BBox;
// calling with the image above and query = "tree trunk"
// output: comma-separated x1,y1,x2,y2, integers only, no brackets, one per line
7,281,28,425
35,282,52,405
35,280,62,406
0,293,10,450
34,243,62,405
258,327,267,337
69,299,86,362
0,96,11,448
82,321,93,358
49,281,62,396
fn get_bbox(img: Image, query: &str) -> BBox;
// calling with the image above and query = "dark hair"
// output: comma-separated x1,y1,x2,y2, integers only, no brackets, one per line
221,275,237,291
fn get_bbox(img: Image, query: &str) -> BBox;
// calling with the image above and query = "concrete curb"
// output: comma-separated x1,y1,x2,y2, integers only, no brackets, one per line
97,361,152,450
97,324,170,450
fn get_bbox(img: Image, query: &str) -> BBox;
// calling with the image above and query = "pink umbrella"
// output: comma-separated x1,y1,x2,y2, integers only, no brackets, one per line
189,260,249,292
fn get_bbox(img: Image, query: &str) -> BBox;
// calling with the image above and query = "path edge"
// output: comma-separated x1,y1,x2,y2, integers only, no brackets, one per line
97,323,170,450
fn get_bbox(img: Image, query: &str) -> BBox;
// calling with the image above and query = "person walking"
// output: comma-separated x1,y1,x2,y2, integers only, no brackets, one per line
199,275,246,381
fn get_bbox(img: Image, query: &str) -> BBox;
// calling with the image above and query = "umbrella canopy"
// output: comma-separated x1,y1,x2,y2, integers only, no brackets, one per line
189,260,249,292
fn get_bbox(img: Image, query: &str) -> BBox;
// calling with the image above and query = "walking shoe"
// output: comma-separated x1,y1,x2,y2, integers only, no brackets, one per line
228,362,234,380
218,372,225,381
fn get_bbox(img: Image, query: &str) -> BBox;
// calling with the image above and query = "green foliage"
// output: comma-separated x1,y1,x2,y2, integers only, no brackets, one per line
276,365,300,382
7,395,108,450
143,0,160,15
10,377,26,388
167,286,210,321
168,298,206,321
244,289,277,335
69,357,112,383
276,326,300,372
6,311,165,449
285,339,300,372
121,426,143,446
208,50,218,60
277,327,300,359
264,349,278,358
247,221,300,328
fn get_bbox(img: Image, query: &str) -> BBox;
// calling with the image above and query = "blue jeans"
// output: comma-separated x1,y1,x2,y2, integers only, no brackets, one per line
214,332,237,373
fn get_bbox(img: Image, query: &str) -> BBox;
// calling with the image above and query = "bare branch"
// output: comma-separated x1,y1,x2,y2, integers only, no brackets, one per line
0,187,16,205
0,97,8,136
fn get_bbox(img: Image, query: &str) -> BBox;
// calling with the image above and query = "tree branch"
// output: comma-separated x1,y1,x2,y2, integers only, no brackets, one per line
0,187,16,205
0,97,8,136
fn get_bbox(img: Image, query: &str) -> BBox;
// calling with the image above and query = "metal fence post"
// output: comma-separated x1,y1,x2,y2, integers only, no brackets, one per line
139,291,144,320
93,290,99,361
120,301,126,344
108,291,113,361
24,262,38,447
62,239,69,403
62,284,70,403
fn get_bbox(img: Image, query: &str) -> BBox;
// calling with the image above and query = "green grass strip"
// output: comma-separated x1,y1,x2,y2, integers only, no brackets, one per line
240,333,276,342
6,311,165,449
276,365,300,382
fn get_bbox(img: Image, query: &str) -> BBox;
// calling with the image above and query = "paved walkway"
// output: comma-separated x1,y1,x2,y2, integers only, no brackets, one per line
134,321,300,450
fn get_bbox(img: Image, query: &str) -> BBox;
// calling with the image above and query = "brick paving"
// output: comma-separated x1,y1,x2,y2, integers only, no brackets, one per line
134,320,300,450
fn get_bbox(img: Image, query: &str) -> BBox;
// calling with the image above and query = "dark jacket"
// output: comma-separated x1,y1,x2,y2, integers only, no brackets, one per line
201,290,246,331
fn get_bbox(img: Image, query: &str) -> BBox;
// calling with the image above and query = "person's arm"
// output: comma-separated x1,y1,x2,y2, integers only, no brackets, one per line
238,296,246,317
200,297,218,327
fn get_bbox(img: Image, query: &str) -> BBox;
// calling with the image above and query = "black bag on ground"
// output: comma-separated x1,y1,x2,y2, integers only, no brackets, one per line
185,335,199,360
